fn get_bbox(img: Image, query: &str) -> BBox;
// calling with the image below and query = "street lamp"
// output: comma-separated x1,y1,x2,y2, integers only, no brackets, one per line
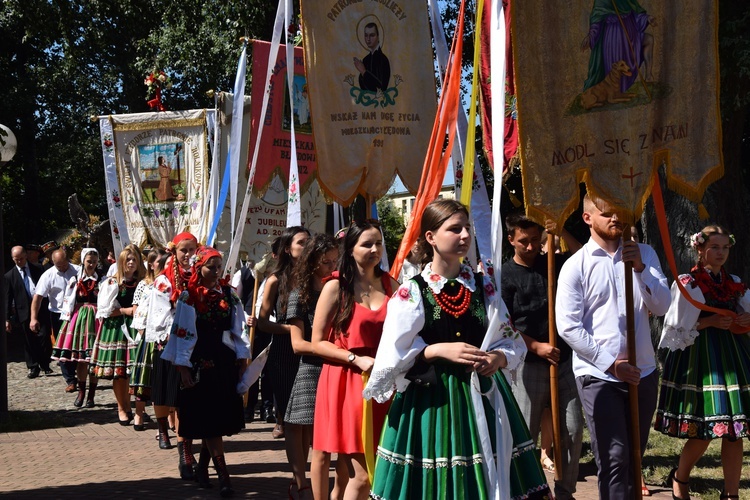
0,123,18,421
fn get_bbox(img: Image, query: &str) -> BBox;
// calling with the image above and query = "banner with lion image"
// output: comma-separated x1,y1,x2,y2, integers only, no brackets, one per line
302,0,437,203
100,110,210,249
513,0,722,225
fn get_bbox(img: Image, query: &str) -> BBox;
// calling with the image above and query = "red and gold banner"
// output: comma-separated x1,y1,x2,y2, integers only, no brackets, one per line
248,41,317,195
301,0,436,203
513,1,722,224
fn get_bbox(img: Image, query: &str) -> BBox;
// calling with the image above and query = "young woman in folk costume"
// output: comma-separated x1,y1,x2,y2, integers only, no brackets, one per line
310,220,399,500
364,199,551,500
257,227,310,440
169,246,250,497
129,248,169,431
655,225,750,500
283,233,338,499
51,248,101,408
89,246,145,424
145,232,199,471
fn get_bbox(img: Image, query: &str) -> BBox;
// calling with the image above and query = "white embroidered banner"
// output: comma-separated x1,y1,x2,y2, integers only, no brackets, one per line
100,110,210,248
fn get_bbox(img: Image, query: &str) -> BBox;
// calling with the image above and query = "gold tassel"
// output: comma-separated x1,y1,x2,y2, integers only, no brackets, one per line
698,203,709,220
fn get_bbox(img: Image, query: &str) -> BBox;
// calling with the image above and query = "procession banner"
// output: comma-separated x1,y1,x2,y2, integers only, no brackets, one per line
302,0,437,204
513,1,722,225
101,110,210,248
248,41,317,199
213,93,326,265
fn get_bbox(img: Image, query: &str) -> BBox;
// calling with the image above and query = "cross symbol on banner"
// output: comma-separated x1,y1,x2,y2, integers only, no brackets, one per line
622,167,643,188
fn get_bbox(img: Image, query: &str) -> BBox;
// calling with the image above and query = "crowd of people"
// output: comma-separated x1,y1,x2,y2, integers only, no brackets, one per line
4,193,750,499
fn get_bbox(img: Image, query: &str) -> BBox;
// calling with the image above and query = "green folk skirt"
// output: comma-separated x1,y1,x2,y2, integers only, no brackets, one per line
371,366,550,500
655,326,750,440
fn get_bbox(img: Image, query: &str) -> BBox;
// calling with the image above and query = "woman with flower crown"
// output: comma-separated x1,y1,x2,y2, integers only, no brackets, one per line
146,232,199,475
364,199,550,500
168,246,250,497
89,246,145,424
51,248,101,408
655,225,750,500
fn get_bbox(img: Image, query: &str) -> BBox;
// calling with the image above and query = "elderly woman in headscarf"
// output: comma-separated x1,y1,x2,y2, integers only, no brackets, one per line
51,248,102,408
165,245,250,497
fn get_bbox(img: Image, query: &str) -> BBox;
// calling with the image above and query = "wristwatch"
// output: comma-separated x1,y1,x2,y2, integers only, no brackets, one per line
347,352,356,364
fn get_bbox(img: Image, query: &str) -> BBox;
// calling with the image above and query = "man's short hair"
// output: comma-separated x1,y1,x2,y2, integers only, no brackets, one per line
505,213,543,238
365,22,379,37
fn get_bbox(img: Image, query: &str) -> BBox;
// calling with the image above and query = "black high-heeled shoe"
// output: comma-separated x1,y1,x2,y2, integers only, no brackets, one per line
667,467,690,500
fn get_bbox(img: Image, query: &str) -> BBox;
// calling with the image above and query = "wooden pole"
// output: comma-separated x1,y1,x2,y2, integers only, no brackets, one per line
547,236,563,482
623,224,642,500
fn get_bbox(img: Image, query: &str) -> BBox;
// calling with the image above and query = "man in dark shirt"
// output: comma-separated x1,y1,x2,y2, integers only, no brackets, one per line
353,23,391,92
501,214,583,500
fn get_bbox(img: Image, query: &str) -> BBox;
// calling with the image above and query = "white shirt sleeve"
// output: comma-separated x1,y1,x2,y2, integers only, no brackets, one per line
96,277,121,319
658,275,703,351
556,259,617,375
634,244,671,317
145,275,175,343
364,280,427,403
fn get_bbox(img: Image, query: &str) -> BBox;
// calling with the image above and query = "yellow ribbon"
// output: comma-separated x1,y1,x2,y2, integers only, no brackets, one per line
361,372,375,485
460,0,484,210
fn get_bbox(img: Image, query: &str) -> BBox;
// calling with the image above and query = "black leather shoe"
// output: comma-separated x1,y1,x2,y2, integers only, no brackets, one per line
27,368,40,379
266,413,276,424
134,424,146,431
42,368,54,376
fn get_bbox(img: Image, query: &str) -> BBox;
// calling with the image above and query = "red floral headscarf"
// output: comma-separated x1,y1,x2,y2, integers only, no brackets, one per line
162,232,198,302
186,246,228,311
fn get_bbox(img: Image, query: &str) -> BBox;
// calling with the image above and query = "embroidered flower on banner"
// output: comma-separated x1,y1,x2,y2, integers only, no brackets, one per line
288,174,299,204
111,190,122,209
102,134,114,152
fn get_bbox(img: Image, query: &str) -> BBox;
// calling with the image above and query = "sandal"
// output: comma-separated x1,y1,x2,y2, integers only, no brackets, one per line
642,485,652,497
667,467,690,500
540,456,555,473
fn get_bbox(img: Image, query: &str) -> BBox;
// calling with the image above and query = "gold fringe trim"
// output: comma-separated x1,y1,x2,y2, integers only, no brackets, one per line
112,115,206,132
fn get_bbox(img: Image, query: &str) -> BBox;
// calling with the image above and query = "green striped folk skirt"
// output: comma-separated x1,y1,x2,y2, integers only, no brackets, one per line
655,326,750,440
371,367,551,500
129,338,156,400
88,315,135,380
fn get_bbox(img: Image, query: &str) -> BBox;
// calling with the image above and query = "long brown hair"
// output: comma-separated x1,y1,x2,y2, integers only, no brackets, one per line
332,220,383,336
292,233,337,311
270,226,310,318
414,199,469,264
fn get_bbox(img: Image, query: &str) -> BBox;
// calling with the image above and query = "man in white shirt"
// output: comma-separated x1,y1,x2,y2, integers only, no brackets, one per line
30,249,80,391
556,193,670,499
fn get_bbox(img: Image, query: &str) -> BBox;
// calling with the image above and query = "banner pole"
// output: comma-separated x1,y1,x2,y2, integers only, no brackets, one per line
547,236,563,482
623,223,642,500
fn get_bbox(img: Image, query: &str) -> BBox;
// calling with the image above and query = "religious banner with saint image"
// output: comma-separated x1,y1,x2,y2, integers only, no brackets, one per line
248,41,317,199
100,110,210,248
302,0,436,203
512,1,722,225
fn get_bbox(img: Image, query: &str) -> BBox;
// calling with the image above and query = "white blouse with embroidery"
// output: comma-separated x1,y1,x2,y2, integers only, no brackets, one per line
659,273,750,352
364,262,525,403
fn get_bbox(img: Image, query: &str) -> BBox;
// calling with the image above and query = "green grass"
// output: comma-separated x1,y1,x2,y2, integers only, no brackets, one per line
576,425,750,498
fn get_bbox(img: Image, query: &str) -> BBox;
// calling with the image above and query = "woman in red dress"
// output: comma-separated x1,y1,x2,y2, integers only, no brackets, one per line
310,220,399,500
